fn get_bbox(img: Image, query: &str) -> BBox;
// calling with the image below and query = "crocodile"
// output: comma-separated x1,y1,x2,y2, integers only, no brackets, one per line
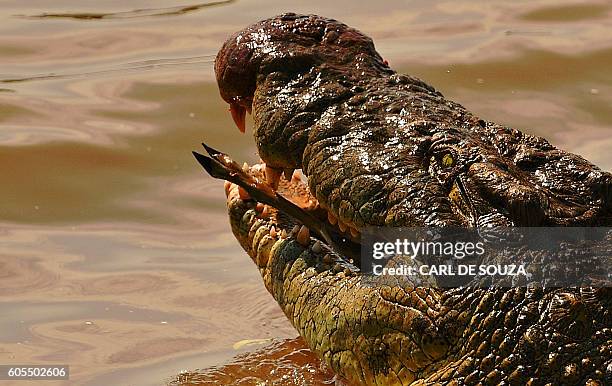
195,13,612,385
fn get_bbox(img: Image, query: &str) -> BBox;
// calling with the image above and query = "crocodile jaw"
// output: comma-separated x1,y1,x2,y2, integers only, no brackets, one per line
225,163,452,385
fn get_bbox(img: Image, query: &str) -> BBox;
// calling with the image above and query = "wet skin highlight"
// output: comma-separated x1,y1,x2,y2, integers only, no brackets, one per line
200,13,612,386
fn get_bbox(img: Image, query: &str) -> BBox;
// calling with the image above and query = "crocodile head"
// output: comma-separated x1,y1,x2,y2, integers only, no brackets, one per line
199,13,612,385
215,14,610,233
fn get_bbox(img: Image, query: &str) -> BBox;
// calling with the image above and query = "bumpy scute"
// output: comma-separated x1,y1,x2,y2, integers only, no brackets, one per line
211,14,612,386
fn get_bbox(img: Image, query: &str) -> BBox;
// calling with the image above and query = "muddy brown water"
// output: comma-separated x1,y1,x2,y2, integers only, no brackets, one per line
0,1,610,385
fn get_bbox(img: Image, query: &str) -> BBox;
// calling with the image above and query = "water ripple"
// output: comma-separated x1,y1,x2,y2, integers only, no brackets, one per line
0,55,215,84
14,0,236,21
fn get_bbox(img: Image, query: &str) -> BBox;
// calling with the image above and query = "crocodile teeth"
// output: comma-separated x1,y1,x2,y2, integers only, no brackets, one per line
265,165,282,190
238,186,250,200
242,162,249,173
291,225,300,235
251,163,264,173
283,168,295,181
260,205,270,218
280,229,287,239
311,240,322,253
327,211,338,225
224,181,231,197
296,225,310,246
291,169,302,182
229,102,246,133
255,202,264,213
270,225,277,238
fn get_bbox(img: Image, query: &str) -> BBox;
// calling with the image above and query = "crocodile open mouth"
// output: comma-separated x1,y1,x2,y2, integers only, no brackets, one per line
193,143,361,266
193,12,612,385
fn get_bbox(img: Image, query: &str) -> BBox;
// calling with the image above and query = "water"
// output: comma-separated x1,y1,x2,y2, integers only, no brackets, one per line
0,1,610,385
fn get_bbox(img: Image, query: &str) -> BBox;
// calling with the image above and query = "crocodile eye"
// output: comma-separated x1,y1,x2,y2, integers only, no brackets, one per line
441,153,454,167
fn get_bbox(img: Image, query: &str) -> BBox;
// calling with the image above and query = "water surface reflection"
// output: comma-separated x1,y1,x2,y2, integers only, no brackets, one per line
0,0,610,385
